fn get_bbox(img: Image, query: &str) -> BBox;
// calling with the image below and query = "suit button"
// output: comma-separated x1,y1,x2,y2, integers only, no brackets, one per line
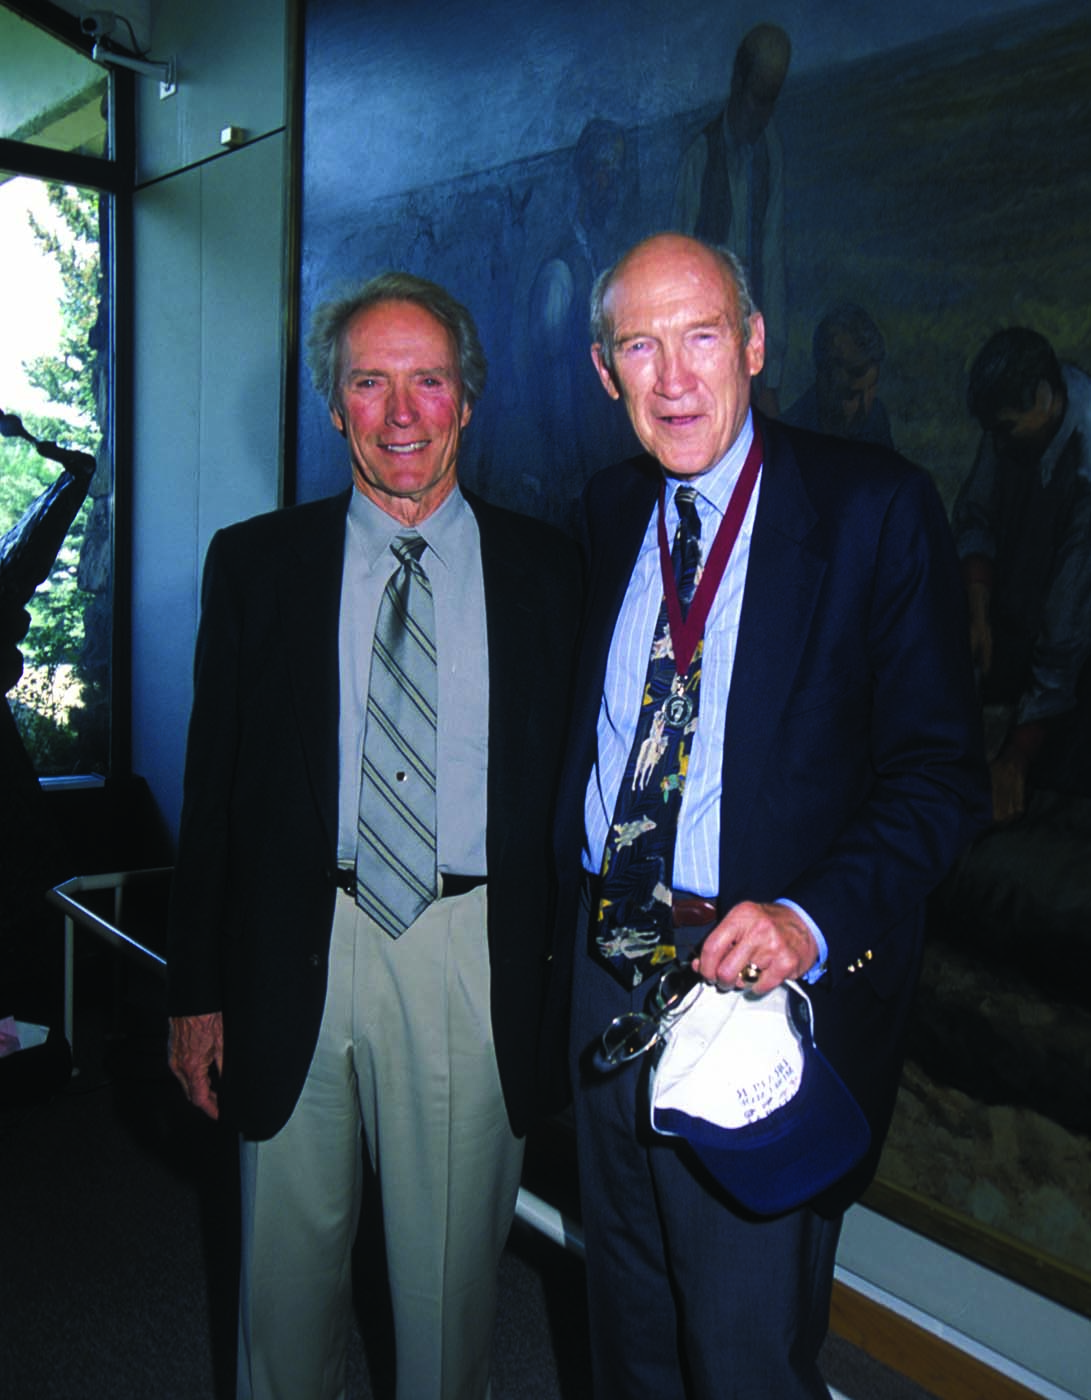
308,953,320,969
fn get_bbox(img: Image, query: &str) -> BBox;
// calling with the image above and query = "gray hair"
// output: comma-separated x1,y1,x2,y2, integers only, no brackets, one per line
589,239,757,378
306,271,487,412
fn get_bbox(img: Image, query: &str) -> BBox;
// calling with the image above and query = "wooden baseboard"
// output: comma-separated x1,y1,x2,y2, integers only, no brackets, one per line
831,1281,1046,1400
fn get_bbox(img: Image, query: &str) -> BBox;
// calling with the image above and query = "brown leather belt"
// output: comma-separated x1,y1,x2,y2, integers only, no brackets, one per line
581,873,716,929
671,893,718,927
333,869,485,900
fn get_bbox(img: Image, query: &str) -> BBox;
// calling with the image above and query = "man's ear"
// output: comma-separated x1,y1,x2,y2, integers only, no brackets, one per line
591,343,621,401
744,313,766,380
329,403,346,436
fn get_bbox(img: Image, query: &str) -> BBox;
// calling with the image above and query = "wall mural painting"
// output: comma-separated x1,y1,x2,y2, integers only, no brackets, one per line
299,0,1091,1313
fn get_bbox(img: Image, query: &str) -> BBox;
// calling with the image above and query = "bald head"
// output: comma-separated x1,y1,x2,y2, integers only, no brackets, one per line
590,234,756,375
588,233,766,478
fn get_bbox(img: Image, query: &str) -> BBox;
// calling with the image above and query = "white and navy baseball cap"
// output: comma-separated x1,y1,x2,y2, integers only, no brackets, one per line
649,978,870,1214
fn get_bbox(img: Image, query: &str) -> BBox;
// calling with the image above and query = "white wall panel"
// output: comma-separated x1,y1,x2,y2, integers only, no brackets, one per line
131,134,286,840
136,0,287,185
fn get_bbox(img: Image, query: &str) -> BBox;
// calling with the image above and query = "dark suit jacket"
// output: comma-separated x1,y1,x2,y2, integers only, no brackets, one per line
553,418,991,1209
167,487,582,1141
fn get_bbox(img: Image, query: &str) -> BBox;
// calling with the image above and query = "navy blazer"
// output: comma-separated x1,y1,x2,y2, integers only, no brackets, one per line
167,487,582,1141
554,417,990,1206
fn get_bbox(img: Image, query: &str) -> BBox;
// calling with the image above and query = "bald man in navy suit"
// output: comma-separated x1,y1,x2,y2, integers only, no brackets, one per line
552,235,989,1398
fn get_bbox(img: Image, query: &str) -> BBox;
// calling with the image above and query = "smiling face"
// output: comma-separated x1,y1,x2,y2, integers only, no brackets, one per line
330,299,471,525
591,236,765,478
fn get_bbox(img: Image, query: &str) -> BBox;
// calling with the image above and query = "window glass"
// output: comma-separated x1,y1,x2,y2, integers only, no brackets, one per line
1,173,111,776
0,8,109,158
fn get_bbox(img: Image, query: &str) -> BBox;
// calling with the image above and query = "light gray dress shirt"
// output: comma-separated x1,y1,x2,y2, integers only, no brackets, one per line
337,485,489,876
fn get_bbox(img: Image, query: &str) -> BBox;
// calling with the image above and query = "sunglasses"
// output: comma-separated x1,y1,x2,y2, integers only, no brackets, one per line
596,960,702,1070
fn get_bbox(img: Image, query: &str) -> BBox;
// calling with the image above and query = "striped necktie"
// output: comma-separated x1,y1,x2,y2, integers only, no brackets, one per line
355,533,438,937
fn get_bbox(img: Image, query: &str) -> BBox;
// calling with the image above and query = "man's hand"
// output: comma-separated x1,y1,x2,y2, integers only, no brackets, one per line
692,901,818,993
168,1012,224,1121
990,751,1027,825
966,579,993,677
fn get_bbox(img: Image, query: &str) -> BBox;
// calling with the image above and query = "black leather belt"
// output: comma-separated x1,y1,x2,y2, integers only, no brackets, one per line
439,873,487,898
333,868,486,900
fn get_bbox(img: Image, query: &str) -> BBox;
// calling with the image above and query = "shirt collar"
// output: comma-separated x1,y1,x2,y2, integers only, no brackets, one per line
663,411,756,522
347,481,468,574
1040,365,1085,488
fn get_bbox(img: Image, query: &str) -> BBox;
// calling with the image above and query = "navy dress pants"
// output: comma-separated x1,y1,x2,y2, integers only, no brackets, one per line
570,895,842,1400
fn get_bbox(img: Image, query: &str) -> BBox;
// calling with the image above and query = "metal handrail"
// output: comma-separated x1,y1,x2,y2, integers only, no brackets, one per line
44,866,588,1253
46,867,171,1053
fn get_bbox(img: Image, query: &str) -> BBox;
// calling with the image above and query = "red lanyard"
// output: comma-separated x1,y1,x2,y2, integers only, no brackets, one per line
656,425,763,677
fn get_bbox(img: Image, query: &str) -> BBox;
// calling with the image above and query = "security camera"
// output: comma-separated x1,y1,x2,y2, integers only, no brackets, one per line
85,10,176,90
80,11,119,39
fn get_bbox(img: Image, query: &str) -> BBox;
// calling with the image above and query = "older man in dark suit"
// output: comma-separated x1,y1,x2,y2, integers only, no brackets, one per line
553,234,989,1398
167,272,580,1400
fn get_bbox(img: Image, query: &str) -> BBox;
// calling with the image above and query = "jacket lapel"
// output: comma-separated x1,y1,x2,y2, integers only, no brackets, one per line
276,491,349,855
717,425,824,898
551,459,659,852
576,458,659,760
467,491,546,872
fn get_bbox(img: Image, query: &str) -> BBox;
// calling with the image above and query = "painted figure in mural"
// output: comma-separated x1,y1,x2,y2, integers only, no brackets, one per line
783,302,895,449
953,327,1091,823
530,116,639,524
550,233,989,1398
166,273,581,1400
672,23,791,419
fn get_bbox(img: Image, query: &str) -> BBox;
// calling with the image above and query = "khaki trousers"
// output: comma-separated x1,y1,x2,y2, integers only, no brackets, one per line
236,884,523,1400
